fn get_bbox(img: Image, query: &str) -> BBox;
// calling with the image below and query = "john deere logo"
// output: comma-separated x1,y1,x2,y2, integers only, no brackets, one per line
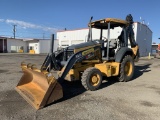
82,48,94,56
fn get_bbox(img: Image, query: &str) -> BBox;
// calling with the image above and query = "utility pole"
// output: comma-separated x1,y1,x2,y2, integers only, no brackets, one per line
43,33,45,40
13,25,17,39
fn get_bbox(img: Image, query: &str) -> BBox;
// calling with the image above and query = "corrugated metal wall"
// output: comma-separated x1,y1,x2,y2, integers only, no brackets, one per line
135,23,152,56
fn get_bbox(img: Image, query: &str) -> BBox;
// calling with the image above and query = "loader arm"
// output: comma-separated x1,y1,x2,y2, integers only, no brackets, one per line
41,53,61,71
59,46,100,82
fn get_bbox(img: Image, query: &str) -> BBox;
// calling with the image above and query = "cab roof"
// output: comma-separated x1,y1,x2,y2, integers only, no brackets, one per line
90,18,128,29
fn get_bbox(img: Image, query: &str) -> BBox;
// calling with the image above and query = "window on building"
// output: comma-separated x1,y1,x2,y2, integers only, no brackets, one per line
30,46,34,50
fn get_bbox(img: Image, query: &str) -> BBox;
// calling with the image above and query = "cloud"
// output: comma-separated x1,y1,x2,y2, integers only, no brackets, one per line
0,19,4,22
1,19,62,32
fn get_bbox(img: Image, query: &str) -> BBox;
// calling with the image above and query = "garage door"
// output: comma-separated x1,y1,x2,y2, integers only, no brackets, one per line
0,40,3,52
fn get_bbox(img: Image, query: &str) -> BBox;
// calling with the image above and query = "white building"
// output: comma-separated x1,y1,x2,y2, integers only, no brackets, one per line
0,37,58,54
25,39,58,54
57,22,152,57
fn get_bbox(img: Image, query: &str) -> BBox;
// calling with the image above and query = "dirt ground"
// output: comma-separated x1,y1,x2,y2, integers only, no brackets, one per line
0,54,160,120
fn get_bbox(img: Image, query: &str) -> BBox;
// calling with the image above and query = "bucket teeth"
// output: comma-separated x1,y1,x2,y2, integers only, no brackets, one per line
31,64,41,72
27,63,32,69
21,62,27,68
31,64,37,69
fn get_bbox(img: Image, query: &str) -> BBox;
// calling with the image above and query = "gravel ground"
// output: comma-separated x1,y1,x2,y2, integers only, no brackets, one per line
0,54,160,120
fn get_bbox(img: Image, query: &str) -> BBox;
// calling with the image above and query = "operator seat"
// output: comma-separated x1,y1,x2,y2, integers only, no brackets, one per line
102,39,117,57
109,39,117,49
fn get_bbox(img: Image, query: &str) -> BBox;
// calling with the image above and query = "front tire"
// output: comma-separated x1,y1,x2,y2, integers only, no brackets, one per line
81,67,102,91
118,55,134,82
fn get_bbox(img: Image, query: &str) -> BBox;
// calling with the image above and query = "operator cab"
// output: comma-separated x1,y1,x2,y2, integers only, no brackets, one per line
89,18,129,60
89,16,138,61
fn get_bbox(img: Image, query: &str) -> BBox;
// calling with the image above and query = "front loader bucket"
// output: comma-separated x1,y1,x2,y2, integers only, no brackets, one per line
15,63,63,110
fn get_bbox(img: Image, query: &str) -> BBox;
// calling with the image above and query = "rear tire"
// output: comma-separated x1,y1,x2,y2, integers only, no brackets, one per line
81,67,102,91
118,55,134,82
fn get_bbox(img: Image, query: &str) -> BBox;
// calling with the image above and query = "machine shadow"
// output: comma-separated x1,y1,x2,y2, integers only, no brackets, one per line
46,80,86,107
99,77,119,90
131,63,151,81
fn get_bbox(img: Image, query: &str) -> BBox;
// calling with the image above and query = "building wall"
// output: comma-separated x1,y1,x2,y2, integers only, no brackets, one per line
7,38,27,53
39,39,58,53
39,40,50,53
2,38,59,54
53,39,59,52
57,29,88,47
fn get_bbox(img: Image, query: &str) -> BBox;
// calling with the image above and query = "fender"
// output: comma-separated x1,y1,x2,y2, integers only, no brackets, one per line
115,47,133,62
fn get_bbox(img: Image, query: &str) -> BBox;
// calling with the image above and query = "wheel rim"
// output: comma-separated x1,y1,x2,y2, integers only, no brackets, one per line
124,62,132,76
90,74,100,86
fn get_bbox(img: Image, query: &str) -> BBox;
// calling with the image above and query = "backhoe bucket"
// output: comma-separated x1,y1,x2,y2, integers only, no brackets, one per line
15,63,63,110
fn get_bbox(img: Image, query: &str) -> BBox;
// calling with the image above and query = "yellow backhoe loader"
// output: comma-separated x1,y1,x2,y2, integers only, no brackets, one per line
15,14,139,110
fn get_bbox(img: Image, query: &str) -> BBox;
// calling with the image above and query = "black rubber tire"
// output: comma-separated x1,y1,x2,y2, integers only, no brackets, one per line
118,55,134,82
81,67,102,91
